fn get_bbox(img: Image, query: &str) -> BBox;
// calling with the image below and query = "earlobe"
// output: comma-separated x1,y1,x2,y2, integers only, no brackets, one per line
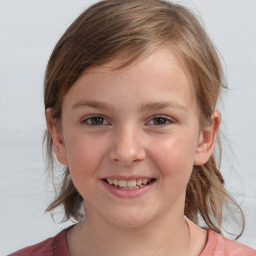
194,110,221,166
45,109,68,165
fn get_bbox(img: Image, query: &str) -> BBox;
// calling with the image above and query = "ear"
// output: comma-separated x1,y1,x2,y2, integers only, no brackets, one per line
45,109,68,165
194,110,221,165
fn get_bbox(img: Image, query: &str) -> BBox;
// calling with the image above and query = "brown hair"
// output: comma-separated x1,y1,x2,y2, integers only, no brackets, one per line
44,0,244,237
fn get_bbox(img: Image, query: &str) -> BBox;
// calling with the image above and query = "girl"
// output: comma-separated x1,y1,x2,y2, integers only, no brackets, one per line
10,0,256,255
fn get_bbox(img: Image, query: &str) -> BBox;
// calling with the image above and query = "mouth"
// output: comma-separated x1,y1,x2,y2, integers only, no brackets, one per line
103,178,156,190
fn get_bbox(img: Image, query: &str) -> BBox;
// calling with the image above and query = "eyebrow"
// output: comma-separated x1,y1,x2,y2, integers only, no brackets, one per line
72,100,115,110
139,101,186,112
72,100,186,112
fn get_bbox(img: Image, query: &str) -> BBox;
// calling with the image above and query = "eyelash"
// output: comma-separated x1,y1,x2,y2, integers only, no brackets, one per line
82,116,109,126
82,115,174,127
147,116,173,126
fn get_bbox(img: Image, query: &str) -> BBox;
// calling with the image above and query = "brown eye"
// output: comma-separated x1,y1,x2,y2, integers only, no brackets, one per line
153,117,168,125
148,117,172,126
84,116,108,125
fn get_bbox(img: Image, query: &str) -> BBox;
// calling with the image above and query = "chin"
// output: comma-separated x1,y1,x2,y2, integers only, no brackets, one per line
106,208,155,229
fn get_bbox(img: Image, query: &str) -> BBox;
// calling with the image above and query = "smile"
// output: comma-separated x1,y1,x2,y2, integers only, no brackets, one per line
101,177,156,198
104,178,155,190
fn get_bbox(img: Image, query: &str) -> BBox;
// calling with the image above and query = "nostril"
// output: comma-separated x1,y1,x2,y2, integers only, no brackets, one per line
108,135,146,165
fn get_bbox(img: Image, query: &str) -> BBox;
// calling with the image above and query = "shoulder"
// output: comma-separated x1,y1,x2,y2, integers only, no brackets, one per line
8,227,71,256
8,236,54,256
200,229,256,256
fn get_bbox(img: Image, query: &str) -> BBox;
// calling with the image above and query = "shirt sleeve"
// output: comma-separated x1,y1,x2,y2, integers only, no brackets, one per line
200,229,256,256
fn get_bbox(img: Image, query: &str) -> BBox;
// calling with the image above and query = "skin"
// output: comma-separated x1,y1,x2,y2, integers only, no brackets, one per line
46,45,221,256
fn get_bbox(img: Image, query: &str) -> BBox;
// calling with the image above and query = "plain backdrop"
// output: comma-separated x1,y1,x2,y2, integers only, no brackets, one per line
0,0,255,254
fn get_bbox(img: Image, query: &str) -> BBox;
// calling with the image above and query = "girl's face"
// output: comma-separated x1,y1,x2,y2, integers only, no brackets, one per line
49,45,217,228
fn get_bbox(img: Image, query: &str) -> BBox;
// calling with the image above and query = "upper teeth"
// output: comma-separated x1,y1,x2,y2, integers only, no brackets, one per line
106,178,152,188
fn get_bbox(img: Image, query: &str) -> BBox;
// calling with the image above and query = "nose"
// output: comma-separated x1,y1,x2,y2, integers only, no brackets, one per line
109,125,146,166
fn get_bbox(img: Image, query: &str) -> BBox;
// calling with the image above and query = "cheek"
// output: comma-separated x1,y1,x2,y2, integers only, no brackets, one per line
149,133,197,183
64,125,105,167
63,133,107,195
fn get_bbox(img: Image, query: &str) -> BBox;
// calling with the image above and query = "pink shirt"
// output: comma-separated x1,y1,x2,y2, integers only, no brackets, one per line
9,226,256,256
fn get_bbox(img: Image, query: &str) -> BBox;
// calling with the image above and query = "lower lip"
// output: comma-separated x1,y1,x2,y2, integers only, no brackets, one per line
101,180,155,199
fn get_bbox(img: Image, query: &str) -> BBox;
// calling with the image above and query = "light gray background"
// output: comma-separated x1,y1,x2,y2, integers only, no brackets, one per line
0,0,255,254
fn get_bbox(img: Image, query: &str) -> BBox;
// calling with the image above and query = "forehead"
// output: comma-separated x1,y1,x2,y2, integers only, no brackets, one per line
84,44,190,79
64,45,198,113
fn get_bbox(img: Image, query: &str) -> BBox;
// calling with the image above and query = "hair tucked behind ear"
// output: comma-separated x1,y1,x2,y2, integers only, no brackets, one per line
44,0,244,237
45,167,83,221
186,155,245,238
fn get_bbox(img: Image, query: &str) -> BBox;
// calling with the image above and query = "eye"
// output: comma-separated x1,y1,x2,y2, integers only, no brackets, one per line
148,116,173,126
83,116,109,126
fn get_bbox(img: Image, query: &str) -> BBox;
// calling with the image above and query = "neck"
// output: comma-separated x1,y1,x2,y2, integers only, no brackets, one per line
68,208,191,256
